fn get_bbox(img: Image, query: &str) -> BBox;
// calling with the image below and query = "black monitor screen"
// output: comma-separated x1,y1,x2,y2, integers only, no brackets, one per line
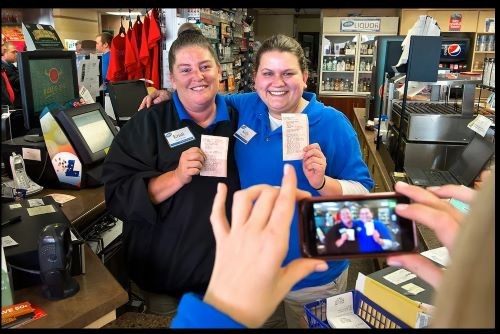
54,103,117,166
17,50,79,131
108,80,148,121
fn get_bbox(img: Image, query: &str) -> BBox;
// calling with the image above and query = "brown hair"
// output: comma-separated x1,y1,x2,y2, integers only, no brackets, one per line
168,30,219,73
97,32,113,46
177,22,202,36
254,34,309,75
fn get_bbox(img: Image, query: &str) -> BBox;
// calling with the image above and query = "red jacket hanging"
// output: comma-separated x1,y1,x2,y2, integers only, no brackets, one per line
107,33,127,82
139,13,151,82
133,19,144,78
124,27,142,80
148,9,161,89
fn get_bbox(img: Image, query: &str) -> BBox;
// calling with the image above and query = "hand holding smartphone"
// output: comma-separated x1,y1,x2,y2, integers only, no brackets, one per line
299,192,418,259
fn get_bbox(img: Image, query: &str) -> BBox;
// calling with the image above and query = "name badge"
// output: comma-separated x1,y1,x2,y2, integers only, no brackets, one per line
164,127,196,148
234,124,257,144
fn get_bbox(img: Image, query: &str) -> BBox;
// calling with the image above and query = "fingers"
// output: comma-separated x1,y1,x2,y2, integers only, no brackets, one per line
138,96,149,110
246,187,280,231
426,184,476,204
386,255,444,289
210,183,230,243
395,181,459,218
267,164,301,234
278,258,328,296
231,185,271,230
395,203,459,248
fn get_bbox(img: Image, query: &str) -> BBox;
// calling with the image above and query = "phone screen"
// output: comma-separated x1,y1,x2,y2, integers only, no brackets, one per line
299,193,418,259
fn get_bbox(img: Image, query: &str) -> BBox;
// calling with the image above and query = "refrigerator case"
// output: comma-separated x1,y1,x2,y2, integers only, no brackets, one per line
319,17,399,96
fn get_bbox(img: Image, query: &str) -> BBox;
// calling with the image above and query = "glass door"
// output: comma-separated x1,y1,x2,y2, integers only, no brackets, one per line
356,34,377,95
319,34,357,95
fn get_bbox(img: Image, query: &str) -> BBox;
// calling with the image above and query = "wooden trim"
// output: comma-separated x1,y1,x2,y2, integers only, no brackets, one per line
53,15,98,23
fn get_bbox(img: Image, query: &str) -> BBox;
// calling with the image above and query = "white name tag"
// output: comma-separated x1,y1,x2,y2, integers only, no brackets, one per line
234,124,257,144
200,135,229,177
164,127,196,148
282,113,309,161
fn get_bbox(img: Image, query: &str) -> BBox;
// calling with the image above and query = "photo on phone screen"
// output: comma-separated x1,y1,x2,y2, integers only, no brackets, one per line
299,193,418,259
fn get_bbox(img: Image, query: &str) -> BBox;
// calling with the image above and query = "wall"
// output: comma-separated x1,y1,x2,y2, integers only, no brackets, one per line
100,14,122,36
52,9,99,43
321,8,400,18
296,17,320,32
255,14,294,42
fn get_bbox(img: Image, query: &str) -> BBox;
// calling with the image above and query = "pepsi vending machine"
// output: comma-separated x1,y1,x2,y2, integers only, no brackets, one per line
439,37,471,72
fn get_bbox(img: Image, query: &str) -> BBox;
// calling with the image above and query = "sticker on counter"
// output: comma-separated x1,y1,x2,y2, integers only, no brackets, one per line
2,236,19,248
27,199,45,207
27,204,56,216
401,282,425,295
383,268,416,285
46,193,76,204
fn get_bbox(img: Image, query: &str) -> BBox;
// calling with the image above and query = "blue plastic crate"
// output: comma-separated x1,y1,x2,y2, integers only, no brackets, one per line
304,290,409,329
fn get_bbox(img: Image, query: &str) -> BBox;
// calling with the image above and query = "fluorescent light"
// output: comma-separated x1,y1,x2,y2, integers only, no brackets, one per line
105,11,142,16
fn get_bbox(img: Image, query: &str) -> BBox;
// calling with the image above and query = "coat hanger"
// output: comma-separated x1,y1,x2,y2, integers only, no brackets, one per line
136,13,142,24
128,9,133,30
119,16,126,36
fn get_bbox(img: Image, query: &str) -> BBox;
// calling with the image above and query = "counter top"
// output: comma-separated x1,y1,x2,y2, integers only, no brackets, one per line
14,245,128,328
39,186,106,231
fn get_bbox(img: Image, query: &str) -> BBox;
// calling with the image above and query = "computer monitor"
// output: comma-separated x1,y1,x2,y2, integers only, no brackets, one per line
108,80,148,124
17,50,79,133
54,103,117,166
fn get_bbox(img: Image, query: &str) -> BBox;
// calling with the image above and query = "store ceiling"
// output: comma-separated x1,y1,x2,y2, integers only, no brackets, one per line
254,8,321,16
97,8,321,17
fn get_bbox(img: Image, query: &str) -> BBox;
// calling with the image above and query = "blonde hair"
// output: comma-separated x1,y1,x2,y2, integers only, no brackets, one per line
431,168,495,327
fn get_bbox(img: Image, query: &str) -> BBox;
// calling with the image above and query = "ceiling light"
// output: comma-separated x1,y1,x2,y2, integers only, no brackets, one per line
105,11,143,16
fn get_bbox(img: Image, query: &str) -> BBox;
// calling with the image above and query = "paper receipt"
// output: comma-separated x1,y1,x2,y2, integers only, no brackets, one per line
200,135,229,177
282,113,309,161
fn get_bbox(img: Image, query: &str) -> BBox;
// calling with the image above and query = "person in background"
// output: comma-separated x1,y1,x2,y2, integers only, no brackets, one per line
141,34,373,328
102,29,240,317
357,207,393,252
324,206,362,254
2,35,15,107
75,40,83,54
172,166,494,328
95,32,113,89
1,41,22,109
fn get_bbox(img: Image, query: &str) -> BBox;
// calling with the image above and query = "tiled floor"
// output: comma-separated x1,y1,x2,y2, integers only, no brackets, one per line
104,258,380,328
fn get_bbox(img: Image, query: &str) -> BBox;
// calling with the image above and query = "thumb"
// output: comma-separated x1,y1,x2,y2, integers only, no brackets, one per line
278,259,328,294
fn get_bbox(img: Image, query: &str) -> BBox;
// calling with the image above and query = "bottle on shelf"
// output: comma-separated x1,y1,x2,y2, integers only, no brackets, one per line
332,57,337,71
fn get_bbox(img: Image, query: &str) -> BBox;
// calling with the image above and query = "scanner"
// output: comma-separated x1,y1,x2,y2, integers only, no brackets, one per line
38,223,80,300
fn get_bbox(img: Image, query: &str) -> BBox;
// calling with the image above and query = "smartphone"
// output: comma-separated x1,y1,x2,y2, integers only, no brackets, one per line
299,192,418,259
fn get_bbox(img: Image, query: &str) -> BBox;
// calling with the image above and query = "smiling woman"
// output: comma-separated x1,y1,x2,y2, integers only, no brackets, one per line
101,28,241,317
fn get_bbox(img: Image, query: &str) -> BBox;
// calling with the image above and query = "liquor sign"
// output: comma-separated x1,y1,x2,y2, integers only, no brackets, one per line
340,18,381,32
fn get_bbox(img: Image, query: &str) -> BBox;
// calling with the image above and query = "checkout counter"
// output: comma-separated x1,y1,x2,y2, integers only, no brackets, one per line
3,185,128,328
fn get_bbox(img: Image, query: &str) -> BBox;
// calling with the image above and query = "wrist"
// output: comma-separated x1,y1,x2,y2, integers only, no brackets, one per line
314,177,326,191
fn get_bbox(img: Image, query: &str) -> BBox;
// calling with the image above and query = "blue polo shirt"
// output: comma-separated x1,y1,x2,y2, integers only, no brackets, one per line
225,92,373,290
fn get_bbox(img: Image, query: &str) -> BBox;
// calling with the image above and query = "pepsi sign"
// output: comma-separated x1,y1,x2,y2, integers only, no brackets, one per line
440,40,469,62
